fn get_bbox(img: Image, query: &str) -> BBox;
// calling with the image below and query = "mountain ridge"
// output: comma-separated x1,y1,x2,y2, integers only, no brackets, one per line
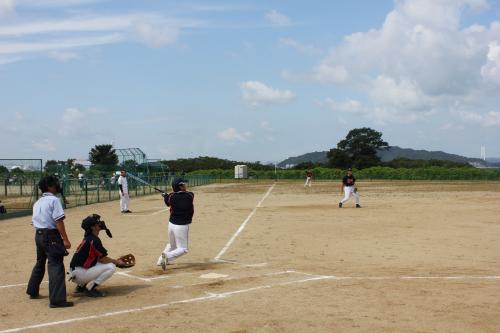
278,146,497,168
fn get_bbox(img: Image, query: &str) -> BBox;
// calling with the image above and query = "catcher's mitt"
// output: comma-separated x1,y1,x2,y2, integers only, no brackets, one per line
117,253,136,268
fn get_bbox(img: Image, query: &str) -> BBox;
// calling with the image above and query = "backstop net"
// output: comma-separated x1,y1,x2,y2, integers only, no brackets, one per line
0,159,43,219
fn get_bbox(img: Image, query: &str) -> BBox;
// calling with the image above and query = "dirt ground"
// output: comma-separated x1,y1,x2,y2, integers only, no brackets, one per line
1,181,500,333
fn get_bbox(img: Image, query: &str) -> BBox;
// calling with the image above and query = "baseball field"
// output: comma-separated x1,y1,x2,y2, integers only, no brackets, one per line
1,181,499,333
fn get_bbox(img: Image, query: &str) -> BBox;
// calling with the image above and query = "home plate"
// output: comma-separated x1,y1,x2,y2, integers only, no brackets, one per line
200,273,229,279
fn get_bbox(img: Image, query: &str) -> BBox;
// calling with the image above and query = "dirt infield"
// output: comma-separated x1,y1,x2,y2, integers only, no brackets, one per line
1,181,500,333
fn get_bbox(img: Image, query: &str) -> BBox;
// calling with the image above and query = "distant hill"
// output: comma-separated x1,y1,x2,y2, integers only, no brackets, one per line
278,151,328,167
278,146,495,168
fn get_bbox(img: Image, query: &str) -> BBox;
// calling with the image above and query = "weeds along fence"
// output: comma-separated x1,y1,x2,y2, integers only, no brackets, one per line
190,166,500,181
0,174,216,220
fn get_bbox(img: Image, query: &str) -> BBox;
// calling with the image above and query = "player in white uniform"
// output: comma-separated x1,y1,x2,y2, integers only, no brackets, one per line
157,177,194,270
339,168,361,208
117,170,131,213
304,170,313,187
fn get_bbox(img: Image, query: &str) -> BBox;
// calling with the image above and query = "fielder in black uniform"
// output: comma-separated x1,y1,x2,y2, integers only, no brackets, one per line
157,177,194,270
339,168,361,208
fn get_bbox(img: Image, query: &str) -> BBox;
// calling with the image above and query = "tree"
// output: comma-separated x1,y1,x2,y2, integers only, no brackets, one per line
72,163,86,176
89,144,119,171
44,160,60,174
328,127,389,169
122,159,138,172
0,165,9,174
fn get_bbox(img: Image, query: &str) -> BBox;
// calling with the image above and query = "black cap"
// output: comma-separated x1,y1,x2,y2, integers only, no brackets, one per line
81,214,112,238
171,177,188,191
81,214,101,231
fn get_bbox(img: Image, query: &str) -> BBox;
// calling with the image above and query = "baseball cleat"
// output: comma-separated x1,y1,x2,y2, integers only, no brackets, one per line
356,204,361,208
338,202,342,208
161,253,168,271
85,287,105,298
74,285,85,294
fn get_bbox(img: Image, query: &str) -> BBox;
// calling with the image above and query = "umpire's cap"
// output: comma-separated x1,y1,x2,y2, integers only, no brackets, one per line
171,177,188,191
81,214,112,238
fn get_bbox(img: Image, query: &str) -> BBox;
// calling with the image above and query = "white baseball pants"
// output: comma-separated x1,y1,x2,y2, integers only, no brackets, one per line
340,186,360,204
119,192,129,211
157,222,189,264
70,262,116,290
304,177,312,187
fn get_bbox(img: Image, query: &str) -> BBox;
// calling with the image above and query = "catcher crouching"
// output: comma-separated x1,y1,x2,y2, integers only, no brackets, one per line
68,214,133,297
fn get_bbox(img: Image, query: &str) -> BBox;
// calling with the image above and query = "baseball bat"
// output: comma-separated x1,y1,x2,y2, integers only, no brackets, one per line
127,173,165,193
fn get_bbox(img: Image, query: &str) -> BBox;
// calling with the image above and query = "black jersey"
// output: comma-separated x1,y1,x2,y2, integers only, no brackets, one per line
70,234,108,269
342,175,356,187
164,191,194,225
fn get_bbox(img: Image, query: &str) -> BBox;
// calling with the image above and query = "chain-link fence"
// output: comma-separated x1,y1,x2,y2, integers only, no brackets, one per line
0,174,216,220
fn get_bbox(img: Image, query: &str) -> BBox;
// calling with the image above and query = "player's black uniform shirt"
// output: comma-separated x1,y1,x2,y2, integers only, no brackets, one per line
164,191,194,225
342,175,356,187
70,234,108,269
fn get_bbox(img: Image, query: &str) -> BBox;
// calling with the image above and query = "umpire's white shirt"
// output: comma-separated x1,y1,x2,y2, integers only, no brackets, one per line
32,193,65,229
117,176,128,194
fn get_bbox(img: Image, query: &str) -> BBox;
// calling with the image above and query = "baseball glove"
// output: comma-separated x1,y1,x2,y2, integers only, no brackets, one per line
117,253,136,268
353,187,358,193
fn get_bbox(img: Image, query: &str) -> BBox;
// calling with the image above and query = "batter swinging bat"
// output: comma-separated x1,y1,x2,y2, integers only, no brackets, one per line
127,173,165,193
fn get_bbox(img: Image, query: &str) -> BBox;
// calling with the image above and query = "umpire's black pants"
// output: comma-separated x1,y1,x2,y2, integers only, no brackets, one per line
26,229,68,305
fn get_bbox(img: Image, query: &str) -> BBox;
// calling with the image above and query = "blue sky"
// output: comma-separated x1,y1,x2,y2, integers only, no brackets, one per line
1,0,500,163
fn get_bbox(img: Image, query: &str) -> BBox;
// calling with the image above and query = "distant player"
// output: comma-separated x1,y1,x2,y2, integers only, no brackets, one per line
338,168,361,208
117,170,132,213
304,169,313,187
157,177,194,270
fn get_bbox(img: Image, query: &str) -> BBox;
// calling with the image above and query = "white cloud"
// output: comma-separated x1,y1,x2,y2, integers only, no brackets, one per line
264,10,290,26
32,139,56,151
240,81,295,106
260,120,273,131
369,75,434,111
0,0,15,17
309,0,500,125
280,69,308,83
48,50,79,62
133,22,179,48
279,38,321,56
217,128,251,142
481,41,500,84
59,107,111,139
320,96,425,124
322,98,363,113
312,63,348,83
0,13,202,61
455,110,500,127
0,34,123,55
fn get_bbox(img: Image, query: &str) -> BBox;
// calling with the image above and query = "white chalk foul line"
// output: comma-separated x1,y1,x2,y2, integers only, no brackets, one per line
122,208,169,217
0,281,47,290
214,183,275,261
212,259,268,267
0,274,328,333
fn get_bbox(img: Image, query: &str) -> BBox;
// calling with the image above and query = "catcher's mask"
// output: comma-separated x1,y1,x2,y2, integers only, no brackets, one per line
81,214,113,238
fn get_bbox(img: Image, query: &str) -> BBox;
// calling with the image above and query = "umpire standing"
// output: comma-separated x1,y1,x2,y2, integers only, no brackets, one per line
26,175,73,308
